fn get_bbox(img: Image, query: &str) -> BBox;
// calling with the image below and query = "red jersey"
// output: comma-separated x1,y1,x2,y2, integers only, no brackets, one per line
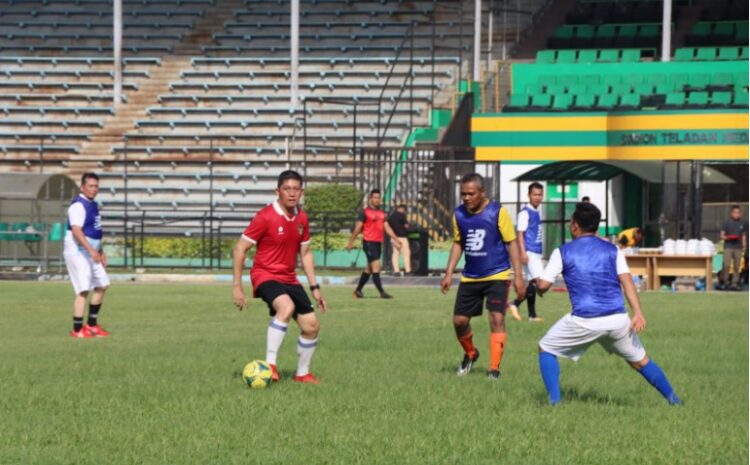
358,207,385,242
242,201,310,292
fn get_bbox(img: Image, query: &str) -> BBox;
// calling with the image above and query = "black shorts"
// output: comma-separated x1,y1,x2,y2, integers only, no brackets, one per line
453,280,510,317
255,281,314,318
362,240,382,263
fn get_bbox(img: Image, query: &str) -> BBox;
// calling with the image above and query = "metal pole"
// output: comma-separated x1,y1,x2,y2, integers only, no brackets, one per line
661,0,672,62
605,179,610,237
123,138,128,268
409,21,414,132
290,0,300,108
487,2,493,74
473,0,482,81
693,161,703,238
431,10,436,105
560,180,566,245
209,143,214,269
113,0,122,108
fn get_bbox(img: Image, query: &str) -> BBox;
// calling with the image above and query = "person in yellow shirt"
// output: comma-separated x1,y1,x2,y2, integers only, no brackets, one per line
617,227,643,249
440,173,525,381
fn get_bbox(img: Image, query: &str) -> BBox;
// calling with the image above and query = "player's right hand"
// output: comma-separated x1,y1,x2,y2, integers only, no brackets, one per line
232,286,248,311
346,241,353,252
631,312,647,333
440,274,452,294
514,276,527,301
90,250,103,264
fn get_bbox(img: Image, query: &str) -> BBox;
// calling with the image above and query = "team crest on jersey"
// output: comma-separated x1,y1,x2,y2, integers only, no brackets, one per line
277,226,284,235
465,229,487,255
297,223,304,235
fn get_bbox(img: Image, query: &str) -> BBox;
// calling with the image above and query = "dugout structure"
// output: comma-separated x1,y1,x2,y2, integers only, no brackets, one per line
0,173,78,273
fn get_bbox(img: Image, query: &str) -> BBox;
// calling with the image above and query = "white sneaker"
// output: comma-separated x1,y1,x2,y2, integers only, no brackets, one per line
508,304,522,321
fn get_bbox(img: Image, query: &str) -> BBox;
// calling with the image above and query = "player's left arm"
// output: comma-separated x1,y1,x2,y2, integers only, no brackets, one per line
615,249,646,332
300,242,327,313
384,222,401,250
499,207,526,300
232,237,255,311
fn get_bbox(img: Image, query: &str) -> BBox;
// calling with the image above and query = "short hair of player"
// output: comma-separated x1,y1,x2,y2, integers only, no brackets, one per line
572,202,601,233
81,172,99,185
460,173,484,189
277,170,304,187
397,204,407,210
528,182,543,194
731,205,741,211
581,196,591,202
370,189,381,197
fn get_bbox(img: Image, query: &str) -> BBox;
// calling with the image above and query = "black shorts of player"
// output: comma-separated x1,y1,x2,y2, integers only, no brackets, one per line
362,240,382,263
453,280,510,317
255,280,314,318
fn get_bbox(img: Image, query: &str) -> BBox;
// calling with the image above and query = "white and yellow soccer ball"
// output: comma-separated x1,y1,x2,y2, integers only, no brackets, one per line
242,360,273,389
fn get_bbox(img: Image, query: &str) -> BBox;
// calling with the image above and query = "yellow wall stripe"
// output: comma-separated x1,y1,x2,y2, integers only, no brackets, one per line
476,145,749,161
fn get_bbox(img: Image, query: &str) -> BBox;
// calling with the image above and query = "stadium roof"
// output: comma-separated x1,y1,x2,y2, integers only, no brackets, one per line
513,161,735,184
0,173,77,200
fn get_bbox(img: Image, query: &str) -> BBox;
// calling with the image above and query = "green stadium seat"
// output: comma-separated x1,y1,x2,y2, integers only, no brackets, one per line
596,25,617,48
632,83,654,96
655,81,678,95
713,22,734,38
577,49,598,64
525,83,545,96
48,222,64,241
691,22,712,37
589,83,609,95
695,48,717,61
610,83,631,95
558,75,579,86
687,73,710,90
674,48,695,61
538,75,557,86
710,73,734,89
556,50,577,64
736,28,749,45
646,74,668,86
552,93,573,111
736,74,749,88
731,91,749,109
671,73,689,90
741,47,749,60
529,93,552,110
576,25,595,41
602,74,622,86
505,94,530,112
536,50,556,64
717,47,739,60
686,91,709,107
595,93,618,110
710,91,732,107
598,49,620,63
662,92,687,108
618,93,641,110
620,49,641,62
568,84,588,95
572,94,596,110
581,74,601,86
549,26,574,48
624,74,645,86
545,84,566,95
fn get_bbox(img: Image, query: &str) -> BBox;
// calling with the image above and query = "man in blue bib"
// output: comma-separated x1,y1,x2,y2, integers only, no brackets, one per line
441,173,526,380
508,182,545,322
535,202,682,406
63,172,111,338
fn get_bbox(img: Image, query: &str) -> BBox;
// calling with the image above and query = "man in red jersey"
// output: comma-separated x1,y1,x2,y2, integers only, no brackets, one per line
232,170,328,385
347,189,401,299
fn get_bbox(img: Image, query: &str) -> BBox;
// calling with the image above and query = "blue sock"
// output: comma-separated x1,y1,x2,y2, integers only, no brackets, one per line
637,359,682,405
539,352,561,405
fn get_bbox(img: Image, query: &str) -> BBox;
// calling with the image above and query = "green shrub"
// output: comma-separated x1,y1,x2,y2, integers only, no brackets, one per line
304,183,362,212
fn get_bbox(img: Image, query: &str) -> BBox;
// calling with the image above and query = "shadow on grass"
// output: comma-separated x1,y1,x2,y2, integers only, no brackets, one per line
559,386,632,406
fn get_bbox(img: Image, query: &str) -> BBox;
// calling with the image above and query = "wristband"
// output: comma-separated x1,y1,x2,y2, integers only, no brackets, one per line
309,284,321,291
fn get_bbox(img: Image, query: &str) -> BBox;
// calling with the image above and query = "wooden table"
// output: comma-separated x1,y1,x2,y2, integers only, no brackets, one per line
625,254,713,292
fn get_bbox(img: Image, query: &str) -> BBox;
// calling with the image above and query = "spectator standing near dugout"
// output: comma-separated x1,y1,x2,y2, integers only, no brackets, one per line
720,205,748,290
388,204,411,276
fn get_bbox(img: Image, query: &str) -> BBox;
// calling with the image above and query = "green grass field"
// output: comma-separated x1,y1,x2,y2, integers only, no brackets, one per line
0,281,747,465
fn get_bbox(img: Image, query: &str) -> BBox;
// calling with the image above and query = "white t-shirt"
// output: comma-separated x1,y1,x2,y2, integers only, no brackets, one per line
540,246,630,284
64,195,101,255
516,203,541,232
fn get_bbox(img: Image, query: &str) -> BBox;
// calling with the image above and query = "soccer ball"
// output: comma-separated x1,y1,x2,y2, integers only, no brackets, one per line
242,360,273,389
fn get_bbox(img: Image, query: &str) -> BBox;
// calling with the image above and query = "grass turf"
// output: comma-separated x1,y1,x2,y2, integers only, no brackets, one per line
0,282,747,465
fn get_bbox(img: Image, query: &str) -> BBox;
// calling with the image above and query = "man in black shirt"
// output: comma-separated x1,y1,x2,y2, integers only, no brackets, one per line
388,204,411,276
720,205,747,290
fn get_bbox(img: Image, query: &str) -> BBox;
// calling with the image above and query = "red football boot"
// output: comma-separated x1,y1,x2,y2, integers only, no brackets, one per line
269,363,280,382
292,373,320,384
84,324,110,337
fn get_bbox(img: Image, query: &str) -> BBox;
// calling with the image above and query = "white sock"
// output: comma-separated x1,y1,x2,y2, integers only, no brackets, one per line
266,318,288,365
296,336,318,377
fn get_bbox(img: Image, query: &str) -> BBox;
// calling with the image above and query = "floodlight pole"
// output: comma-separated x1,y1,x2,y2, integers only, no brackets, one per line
113,0,123,108
291,0,300,110
660,0,672,62
473,0,482,81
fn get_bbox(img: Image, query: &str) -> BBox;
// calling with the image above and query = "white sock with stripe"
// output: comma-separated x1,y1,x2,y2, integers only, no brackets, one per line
296,336,318,377
266,319,288,365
